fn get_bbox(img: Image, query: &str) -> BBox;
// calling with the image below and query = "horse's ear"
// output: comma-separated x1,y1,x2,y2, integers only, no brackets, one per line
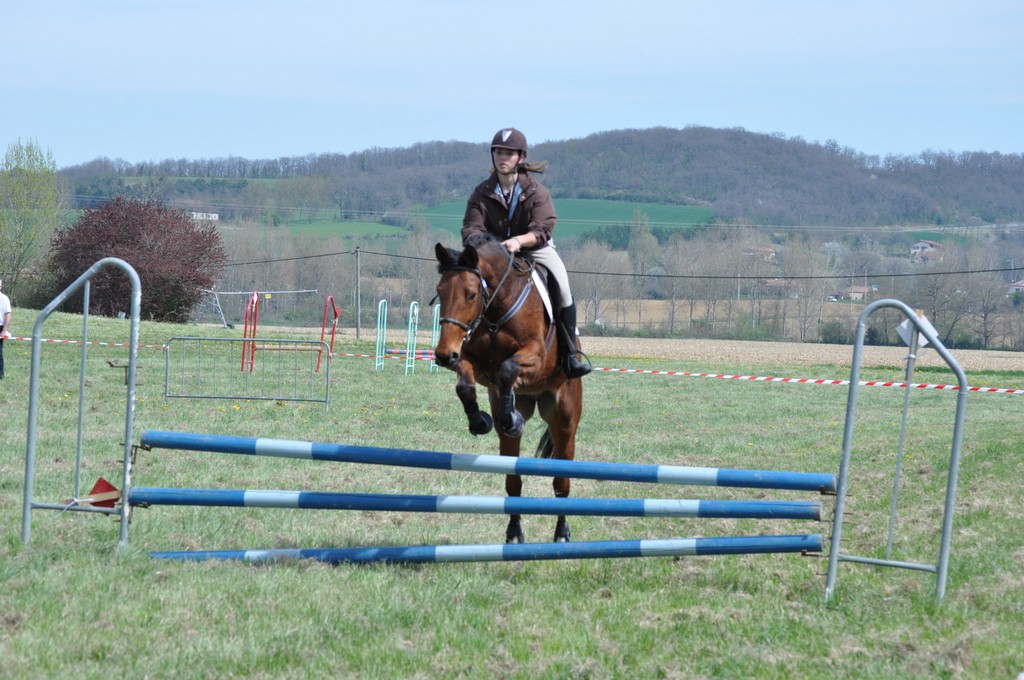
461,244,479,269
436,242,462,272
435,242,451,265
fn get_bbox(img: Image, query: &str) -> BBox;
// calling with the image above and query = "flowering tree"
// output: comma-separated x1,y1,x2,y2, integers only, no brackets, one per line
0,139,64,291
48,197,226,321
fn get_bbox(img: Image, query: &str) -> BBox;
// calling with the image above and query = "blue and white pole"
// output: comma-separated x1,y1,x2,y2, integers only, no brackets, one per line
140,430,836,493
130,487,822,520
151,534,824,565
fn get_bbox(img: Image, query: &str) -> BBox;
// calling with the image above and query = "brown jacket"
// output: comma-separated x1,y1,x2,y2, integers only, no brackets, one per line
461,172,557,248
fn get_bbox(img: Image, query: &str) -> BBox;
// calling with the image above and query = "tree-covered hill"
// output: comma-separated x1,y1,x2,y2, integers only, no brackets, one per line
59,126,1024,228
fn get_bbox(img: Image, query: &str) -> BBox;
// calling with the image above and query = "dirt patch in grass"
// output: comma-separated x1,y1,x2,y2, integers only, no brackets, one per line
266,326,1024,372
577,336,1024,372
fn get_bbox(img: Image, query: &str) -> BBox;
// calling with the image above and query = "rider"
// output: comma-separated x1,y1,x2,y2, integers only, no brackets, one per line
462,127,591,379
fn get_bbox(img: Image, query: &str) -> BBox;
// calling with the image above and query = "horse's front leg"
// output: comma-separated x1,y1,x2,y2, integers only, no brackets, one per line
454,360,492,436
494,356,525,438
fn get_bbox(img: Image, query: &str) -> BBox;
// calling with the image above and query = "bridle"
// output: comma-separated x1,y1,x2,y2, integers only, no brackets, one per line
437,248,534,343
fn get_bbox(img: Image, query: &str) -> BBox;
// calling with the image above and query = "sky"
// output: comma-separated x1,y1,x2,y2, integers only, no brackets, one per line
3,1,1023,169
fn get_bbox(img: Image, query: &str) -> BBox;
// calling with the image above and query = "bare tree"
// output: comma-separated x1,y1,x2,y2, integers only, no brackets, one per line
690,234,736,335
396,221,449,306
662,233,703,333
728,228,776,334
838,248,881,292
821,241,846,269
962,246,1011,347
565,241,615,327
777,242,833,341
626,210,660,327
912,247,972,345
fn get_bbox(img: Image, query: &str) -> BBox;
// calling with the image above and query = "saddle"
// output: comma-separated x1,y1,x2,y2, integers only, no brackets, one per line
516,256,554,323
514,255,557,351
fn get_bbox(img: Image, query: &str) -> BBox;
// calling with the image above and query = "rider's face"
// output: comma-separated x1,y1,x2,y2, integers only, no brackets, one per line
492,148,520,175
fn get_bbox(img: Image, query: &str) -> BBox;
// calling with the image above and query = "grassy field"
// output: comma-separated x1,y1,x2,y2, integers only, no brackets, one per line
270,199,716,243
421,200,716,239
2,311,1023,678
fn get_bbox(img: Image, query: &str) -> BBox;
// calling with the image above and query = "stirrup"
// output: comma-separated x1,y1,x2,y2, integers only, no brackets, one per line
565,350,592,379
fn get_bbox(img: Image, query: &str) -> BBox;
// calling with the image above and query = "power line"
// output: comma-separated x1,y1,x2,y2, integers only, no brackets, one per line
223,248,1022,282
226,251,351,267
225,249,427,267
567,266,1020,281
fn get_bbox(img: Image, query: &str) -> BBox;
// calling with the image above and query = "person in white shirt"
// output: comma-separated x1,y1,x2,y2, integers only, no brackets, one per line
0,278,11,379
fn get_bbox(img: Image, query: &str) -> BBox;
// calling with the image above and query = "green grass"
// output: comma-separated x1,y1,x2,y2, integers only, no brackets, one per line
229,198,715,244
2,310,1023,677
422,199,715,238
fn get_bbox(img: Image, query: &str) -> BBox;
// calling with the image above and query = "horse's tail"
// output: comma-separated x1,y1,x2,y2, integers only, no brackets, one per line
535,427,554,459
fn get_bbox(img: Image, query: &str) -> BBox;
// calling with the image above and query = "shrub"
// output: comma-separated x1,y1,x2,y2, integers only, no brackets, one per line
47,197,226,321
819,320,849,344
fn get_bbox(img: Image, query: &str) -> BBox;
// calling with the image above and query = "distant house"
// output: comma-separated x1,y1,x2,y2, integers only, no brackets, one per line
910,240,941,263
1009,279,1024,294
744,246,776,261
839,285,871,301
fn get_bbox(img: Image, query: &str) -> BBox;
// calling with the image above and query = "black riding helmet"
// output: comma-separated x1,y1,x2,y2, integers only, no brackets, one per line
490,128,528,159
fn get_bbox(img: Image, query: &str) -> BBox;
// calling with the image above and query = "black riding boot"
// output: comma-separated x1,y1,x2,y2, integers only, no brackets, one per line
558,304,591,379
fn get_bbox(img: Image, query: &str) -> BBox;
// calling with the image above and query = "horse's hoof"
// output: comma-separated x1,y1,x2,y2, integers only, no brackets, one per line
506,526,525,544
468,412,493,436
498,411,524,439
554,526,571,543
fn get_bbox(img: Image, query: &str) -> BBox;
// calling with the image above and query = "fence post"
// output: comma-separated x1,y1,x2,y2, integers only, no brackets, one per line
405,301,419,375
375,300,388,371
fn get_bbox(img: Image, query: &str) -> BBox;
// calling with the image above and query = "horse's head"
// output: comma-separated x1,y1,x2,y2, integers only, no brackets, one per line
433,241,487,369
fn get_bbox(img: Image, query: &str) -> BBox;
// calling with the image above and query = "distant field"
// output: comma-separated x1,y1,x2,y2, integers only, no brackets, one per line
422,199,716,238
267,200,715,241
905,228,966,246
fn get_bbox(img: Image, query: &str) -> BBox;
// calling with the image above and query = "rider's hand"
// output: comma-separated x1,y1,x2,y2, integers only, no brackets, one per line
504,237,523,254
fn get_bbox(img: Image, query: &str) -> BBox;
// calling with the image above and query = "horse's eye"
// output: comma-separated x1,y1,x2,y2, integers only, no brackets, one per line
467,293,477,302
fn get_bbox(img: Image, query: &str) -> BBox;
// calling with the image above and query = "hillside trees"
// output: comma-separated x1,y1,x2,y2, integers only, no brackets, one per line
0,139,65,291
48,197,225,321
58,128,1024,230
40,126,1024,346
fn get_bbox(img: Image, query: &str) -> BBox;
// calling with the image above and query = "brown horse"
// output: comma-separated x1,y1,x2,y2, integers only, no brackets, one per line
433,233,583,544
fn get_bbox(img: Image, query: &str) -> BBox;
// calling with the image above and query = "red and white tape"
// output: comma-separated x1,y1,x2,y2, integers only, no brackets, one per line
11,336,1022,394
8,336,165,350
589,366,1024,395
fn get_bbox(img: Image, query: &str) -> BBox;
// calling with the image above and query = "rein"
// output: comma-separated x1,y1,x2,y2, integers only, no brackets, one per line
439,247,534,342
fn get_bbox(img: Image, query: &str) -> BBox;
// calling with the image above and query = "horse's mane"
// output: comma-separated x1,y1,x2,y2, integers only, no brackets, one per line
437,233,505,274
465,232,502,252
